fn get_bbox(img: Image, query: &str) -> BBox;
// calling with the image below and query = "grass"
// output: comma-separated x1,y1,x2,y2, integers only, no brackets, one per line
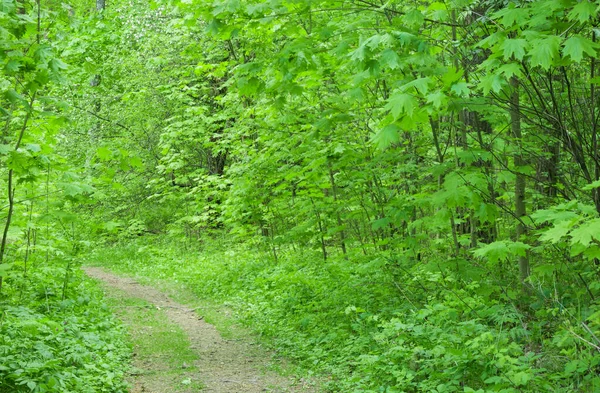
94,285,204,392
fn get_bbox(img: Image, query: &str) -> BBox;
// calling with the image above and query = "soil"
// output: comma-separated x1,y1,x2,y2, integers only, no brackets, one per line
84,266,316,393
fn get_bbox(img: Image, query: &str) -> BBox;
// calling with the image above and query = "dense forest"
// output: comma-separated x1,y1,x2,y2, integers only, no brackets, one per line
2,0,600,391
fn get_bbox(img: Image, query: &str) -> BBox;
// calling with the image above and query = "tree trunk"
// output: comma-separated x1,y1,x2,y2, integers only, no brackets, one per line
328,163,347,257
511,77,530,289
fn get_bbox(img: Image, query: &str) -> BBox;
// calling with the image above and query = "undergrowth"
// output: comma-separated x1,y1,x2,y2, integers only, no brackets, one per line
0,264,130,393
86,236,600,393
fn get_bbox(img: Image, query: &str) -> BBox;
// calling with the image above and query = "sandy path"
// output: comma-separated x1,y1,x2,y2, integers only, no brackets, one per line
84,266,314,393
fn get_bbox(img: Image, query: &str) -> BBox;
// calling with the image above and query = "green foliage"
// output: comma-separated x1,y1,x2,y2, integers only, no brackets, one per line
0,268,130,393
7,0,599,391
86,237,600,392
0,2,131,391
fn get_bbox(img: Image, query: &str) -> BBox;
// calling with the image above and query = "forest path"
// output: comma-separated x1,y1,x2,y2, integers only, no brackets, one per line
83,266,313,393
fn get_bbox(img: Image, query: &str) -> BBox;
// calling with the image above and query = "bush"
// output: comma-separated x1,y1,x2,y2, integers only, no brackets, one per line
0,266,130,393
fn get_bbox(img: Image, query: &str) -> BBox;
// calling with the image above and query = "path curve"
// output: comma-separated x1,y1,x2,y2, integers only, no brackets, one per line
84,266,312,393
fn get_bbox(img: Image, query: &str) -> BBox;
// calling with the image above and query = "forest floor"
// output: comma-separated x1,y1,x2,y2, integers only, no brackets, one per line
83,267,317,393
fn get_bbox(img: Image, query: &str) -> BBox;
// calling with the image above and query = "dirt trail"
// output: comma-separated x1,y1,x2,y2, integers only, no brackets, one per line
84,266,314,393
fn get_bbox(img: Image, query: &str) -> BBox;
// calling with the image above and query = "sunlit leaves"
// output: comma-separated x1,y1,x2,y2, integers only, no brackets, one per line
379,48,400,70
0,0,16,14
385,92,416,118
479,73,505,95
401,77,430,95
426,90,447,109
567,1,597,23
373,123,400,150
562,35,597,62
582,179,600,190
496,63,522,79
473,240,531,264
567,219,600,247
450,82,470,97
38,0,600,390
539,220,571,243
402,9,424,27
532,202,600,259
4,58,20,73
502,38,528,61
493,3,530,27
211,0,241,17
96,146,113,161
426,1,449,21
529,36,560,69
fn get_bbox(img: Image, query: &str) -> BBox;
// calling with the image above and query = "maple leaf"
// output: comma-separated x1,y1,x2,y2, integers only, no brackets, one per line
563,35,598,63
385,93,416,119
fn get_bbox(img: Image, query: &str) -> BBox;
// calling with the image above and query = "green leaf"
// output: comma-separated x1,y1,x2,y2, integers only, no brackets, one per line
426,90,447,109
349,43,368,62
49,58,68,73
0,263,14,277
484,375,506,384
0,144,11,154
401,77,430,95
450,82,470,97
531,205,581,224
385,93,416,118
539,220,571,243
34,45,53,63
96,147,113,161
583,179,600,190
479,74,505,95
103,221,122,231
403,10,424,27
379,48,400,70
476,203,497,224
59,182,95,198
510,371,532,386
529,36,561,69
567,1,597,23
565,360,579,374
129,156,143,168
584,245,600,260
4,89,27,105
5,59,20,73
473,240,531,263
25,143,41,153
372,123,400,149
497,63,522,79
493,3,530,27
563,35,597,63
570,218,600,246
502,38,527,60
372,217,391,230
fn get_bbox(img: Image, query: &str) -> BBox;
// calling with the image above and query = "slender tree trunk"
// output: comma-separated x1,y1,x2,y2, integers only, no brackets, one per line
510,77,530,289
328,163,347,257
0,95,36,291
23,189,35,276
311,198,327,261
590,33,600,214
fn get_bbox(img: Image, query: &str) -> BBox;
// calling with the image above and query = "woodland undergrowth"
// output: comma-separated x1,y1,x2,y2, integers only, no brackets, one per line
87,235,600,393
0,264,130,393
